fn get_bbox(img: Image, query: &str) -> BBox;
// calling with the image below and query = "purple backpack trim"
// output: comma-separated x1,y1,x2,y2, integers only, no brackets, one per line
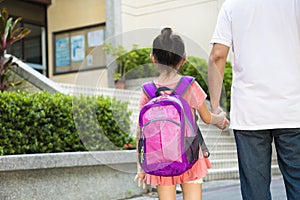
138,76,199,176
142,76,194,99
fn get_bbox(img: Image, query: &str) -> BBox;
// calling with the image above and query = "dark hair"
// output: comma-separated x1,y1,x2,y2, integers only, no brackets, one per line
152,27,185,68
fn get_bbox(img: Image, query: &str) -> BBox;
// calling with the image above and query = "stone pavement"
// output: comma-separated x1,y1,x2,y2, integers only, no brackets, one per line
125,176,286,200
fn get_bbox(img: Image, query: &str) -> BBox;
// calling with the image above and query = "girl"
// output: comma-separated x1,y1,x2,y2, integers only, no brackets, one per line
134,27,228,200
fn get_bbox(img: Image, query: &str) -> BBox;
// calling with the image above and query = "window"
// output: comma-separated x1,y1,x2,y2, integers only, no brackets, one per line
7,23,46,74
53,23,106,74
2,0,48,75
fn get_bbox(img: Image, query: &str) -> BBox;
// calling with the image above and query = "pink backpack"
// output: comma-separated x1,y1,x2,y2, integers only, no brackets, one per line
138,76,200,176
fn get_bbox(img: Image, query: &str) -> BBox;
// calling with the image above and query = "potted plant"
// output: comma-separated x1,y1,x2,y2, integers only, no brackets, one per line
0,4,31,92
104,43,157,89
103,43,127,88
113,72,125,89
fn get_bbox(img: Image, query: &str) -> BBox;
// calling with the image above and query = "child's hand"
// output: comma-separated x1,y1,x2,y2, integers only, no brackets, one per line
216,113,229,130
134,171,147,189
203,151,210,158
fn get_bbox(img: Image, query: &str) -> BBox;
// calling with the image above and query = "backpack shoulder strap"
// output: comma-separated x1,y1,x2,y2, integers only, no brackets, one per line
175,76,195,96
142,81,157,99
142,76,195,99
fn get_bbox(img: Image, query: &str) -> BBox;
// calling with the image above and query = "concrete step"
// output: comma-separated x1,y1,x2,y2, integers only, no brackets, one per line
209,150,238,160
210,157,278,169
205,167,239,181
204,135,236,143
209,150,278,161
200,128,231,136
210,159,238,169
206,142,237,151
272,164,281,175
205,165,280,181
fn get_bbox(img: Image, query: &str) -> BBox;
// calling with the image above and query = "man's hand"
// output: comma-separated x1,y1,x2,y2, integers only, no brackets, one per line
212,108,230,130
211,105,224,115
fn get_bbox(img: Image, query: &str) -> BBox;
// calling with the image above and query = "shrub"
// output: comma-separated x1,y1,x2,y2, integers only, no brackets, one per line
104,44,158,81
222,61,233,112
179,56,209,97
179,57,233,112
123,47,158,80
0,91,134,155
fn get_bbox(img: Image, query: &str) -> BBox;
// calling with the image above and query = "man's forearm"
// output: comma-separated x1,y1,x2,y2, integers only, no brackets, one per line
208,44,229,113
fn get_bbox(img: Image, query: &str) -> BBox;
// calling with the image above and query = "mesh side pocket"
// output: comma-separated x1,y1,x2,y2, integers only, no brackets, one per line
138,137,145,165
184,134,200,162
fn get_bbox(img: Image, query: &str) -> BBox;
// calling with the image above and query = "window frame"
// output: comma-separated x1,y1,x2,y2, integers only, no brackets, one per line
53,23,106,75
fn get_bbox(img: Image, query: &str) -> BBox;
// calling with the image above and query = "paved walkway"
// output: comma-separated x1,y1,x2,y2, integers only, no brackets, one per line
126,176,286,200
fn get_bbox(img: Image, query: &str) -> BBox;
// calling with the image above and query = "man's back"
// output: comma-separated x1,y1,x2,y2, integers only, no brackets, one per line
212,0,300,129
209,2,300,199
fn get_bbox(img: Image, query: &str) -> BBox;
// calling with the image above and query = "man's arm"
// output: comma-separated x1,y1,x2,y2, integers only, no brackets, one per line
208,43,230,113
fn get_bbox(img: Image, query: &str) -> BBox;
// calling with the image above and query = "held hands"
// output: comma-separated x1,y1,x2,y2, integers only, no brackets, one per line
134,169,147,189
216,113,229,130
212,106,224,115
212,106,230,130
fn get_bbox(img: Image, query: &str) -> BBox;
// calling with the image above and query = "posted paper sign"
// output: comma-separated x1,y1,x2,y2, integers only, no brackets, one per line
88,29,104,47
71,35,85,62
55,37,70,67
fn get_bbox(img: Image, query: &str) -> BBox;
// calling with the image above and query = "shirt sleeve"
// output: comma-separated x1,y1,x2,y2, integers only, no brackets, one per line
210,1,233,47
139,90,149,109
184,81,207,110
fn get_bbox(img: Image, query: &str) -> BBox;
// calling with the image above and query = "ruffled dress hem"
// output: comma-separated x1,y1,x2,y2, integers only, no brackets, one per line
145,158,211,186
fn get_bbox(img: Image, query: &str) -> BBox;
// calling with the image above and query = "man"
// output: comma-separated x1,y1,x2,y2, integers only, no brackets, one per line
208,0,300,199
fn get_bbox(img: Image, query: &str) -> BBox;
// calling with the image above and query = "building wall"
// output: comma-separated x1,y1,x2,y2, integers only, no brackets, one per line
2,0,46,25
46,0,228,87
121,0,225,58
47,0,107,86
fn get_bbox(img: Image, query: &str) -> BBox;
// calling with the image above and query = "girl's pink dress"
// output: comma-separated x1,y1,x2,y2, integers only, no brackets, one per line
139,79,211,186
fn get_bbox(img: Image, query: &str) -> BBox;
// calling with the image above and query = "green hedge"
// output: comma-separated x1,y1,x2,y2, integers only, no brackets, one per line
0,91,134,156
179,56,209,97
180,57,233,112
222,61,233,111
116,47,159,80
104,44,158,80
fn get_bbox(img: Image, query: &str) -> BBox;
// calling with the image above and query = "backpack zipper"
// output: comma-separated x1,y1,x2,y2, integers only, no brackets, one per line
141,118,181,138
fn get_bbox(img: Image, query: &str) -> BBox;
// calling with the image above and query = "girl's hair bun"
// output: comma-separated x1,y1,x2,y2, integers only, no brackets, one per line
161,27,172,43
152,27,185,67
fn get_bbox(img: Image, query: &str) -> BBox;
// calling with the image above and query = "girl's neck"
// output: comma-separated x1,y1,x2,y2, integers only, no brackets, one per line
156,69,181,84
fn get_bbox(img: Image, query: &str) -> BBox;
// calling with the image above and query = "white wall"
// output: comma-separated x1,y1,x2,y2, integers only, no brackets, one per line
121,0,225,57
47,0,107,86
